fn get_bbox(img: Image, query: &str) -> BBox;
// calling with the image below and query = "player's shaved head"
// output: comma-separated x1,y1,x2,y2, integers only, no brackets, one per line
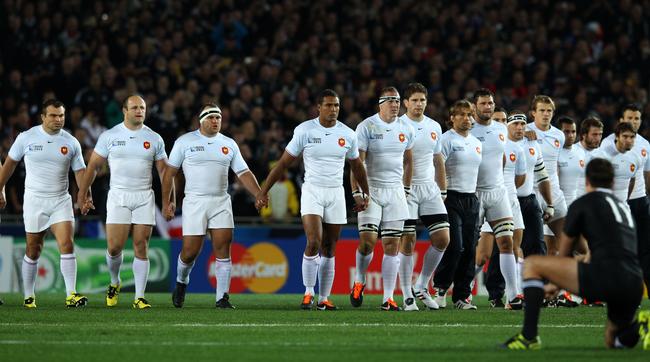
586,158,614,189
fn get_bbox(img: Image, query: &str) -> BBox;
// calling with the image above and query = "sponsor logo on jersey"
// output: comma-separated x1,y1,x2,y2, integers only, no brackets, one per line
579,159,585,167
431,132,437,140
509,153,516,162
338,137,346,147
210,242,288,293
28,145,43,151
529,148,535,156
143,141,151,149
222,146,229,155
308,137,322,144
60,146,68,155
499,134,505,141
370,133,384,140
642,148,647,157
631,163,636,173
190,146,205,152
112,140,126,147
399,133,405,142
554,139,560,148
476,146,481,154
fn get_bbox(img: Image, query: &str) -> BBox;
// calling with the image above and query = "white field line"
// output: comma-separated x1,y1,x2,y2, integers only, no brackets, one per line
0,322,600,328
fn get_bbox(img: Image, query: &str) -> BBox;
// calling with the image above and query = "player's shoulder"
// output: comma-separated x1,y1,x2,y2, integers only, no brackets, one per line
571,144,586,157
549,125,564,137
217,132,238,147
335,120,355,135
294,118,317,133
356,115,375,130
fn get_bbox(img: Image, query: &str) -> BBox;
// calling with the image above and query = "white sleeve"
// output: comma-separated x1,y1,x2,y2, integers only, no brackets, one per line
154,134,167,161
71,138,86,171
405,125,415,150
94,131,110,158
346,133,360,160
167,140,184,169
356,123,369,152
440,136,451,161
7,132,26,161
230,142,250,175
433,124,442,154
285,128,306,157
515,146,526,176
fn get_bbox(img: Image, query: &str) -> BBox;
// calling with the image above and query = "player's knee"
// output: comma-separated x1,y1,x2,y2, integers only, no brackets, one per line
493,220,514,239
359,223,379,234
422,214,450,238
402,219,417,236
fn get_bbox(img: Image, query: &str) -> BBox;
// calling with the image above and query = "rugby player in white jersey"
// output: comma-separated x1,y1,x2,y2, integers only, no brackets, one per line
258,90,369,310
592,122,640,202
526,95,567,255
575,117,603,198
163,103,265,309
431,100,482,310
78,95,169,309
350,87,414,311
466,89,520,310
600,105,650,296
397,83,449,311
558,117,586,207
478,110,527,308
0,99,88,308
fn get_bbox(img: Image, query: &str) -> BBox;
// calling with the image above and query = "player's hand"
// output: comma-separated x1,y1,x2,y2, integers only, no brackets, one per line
163,202,175,221
440,190,447,202
404,186,411,200
80,196,95,215
574,252,591,263
524,130,537,140
0,191,6,209
352,190,369,212
544,283,560,300
543,205,554,222
255,192,269,211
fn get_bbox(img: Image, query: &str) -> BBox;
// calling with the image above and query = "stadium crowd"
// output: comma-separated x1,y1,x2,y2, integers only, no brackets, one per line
1,0,650,219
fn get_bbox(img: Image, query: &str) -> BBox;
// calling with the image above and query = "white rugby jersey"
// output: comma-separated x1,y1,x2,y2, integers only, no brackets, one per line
601,133,650,200
168,130,249,196
592,142,641,201
558,144,586,206
356,113,415,188
94,123,167,191
8,125,85,197
504,140,527,199
285,118,358,187
574,142,598,199
440,129,482,193
527,122,565,192
471,121,508,191
399,114,442,186
516,138,545,197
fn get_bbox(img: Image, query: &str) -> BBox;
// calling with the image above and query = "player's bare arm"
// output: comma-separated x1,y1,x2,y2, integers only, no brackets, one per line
77,151,106,215
350,150,368,212
156,159,175,219
257,150,296,209
433,153,446,197
0,157,18,209
237,170,265,211
161,165,179,221
348,156,369,212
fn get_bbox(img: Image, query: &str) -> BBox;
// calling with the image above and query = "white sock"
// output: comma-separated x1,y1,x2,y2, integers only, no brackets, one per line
60,253,77,295
215,258,232,301
105,251,123,285
132,257,149,299
415,246,444,290
22,255,38,298
318,256,335,303
398,253,414,299
475,264,483,276
354,250,373,284
302,254,320,295
516,258,525,295
176,255,195,284
500,253,518,301
382,254,400,303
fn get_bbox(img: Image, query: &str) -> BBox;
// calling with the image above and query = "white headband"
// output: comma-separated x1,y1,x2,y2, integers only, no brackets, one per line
507,114,527,124
199,107,222,123
378,95,400,105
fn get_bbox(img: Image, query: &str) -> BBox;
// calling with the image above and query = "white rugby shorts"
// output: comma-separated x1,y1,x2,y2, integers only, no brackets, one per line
300,183,346,224
23,192,74,233
182,194,233,235
358,186,409,226
106,189,155,225
407,183,447,219
477,186,513,224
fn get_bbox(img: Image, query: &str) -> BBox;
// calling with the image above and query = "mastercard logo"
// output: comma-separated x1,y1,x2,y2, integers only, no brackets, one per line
399,133,405,142
338,137,346,147
631,164,636,173
222,146,229,155
476,146,481,154
554,139,560,148
499,134,505,141
579,159,585,168
529,148,535,156
143,141,151,149
60,146,68,155
642,149,647,157
431,132,437,140
208,242,288,293
509,153,516,162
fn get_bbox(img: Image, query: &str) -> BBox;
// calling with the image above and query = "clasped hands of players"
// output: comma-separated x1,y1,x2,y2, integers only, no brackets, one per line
0,191,5,210
76,191,95,215
254,192,269,211
162,201,176,221
351,190,369,212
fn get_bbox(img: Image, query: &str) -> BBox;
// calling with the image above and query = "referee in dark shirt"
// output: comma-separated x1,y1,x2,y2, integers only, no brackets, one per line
502,158,649,350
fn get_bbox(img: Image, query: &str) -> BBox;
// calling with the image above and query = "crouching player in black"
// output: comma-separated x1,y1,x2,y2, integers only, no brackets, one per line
502,158,649,350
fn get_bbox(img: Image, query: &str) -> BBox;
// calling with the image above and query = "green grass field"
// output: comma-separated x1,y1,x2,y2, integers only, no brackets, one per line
1,293,648,361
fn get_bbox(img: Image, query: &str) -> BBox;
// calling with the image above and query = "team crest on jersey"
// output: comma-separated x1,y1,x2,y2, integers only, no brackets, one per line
499,134,505,141
222,147,229,155
554,139,560,148
529,148,535,156
60,146,68,155
579,159,585,168
509,153,516,162
476,146,481,154
338,137,346,147
399,133,405,142
642,149,647,157
631,164,636,172
431,132,437,140
143,141,151,149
